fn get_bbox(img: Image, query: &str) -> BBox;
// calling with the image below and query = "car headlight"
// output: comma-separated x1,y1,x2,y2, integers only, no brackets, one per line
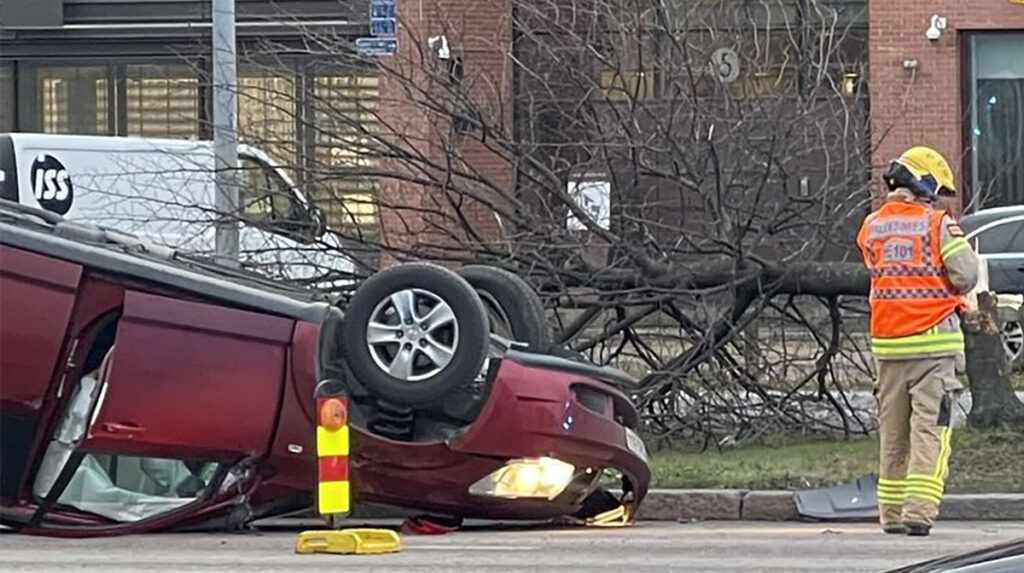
469,457,576,500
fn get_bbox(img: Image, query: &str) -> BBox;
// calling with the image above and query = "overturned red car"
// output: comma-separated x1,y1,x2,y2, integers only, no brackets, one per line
0,200,650,536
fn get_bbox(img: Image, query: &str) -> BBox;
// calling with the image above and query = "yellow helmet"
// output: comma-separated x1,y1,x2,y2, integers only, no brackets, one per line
883,146,956,201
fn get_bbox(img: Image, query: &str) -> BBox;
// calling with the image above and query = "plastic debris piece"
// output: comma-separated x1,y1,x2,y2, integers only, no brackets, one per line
795,474,879,520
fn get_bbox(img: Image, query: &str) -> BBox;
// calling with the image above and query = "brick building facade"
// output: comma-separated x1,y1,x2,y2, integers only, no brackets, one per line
869,1,1024,211
2,0,1018,256
376,0,514,254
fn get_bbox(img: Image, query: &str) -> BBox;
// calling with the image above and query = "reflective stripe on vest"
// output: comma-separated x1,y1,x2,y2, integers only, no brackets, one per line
856,201,962,340
871,325,965,356
871,288,956,300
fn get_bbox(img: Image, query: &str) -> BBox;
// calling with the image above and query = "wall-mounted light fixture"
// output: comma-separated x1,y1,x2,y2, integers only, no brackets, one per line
926,15,947,41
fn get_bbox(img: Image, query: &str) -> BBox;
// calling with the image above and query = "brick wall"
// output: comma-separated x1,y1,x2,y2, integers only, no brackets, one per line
869,0,1024,212
376,0,514,261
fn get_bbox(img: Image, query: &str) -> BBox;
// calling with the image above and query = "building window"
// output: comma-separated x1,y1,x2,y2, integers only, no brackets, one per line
126,64,200,139
1,63,14,132
598,70,656,102
965,33,1024,209
312,74,380,228
239,67,297,178
37,66,111,135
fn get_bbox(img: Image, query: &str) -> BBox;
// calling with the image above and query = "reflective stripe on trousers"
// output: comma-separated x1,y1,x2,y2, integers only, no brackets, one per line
876,358,958,528
905,426,953,505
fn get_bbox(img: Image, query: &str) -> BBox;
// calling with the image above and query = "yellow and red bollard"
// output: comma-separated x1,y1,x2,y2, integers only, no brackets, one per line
294,380,401,556
315,394,351,517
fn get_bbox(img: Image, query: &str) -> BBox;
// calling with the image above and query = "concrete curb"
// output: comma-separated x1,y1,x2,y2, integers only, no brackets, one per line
638,489,1024,522
284,491,1024,523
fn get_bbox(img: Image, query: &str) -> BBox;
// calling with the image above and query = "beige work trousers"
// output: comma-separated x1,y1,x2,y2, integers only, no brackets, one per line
875,356,960,528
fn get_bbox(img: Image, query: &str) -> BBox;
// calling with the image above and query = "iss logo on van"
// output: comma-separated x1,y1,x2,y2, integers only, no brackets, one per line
30,154,74,215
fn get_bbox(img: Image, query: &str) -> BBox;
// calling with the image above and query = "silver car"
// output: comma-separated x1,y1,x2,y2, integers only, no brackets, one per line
959,205,1024,369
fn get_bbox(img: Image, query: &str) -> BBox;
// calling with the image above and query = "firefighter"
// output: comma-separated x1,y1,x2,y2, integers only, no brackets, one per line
856,146,979,537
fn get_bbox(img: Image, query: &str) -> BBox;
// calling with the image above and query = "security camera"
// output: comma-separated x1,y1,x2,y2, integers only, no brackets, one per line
926,15,947,41
428,35,450,60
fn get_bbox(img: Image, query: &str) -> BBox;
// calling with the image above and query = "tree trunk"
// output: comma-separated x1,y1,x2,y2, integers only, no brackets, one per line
963,292,1024,429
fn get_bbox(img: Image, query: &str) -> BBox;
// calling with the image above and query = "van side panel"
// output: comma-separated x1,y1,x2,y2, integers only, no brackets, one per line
10,135,217,252
4,134,355,282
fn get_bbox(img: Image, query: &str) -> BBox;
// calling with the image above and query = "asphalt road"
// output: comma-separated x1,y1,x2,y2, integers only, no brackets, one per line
1,521,1022,572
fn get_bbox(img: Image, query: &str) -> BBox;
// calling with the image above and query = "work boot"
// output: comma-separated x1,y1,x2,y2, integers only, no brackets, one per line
883,524,906,535
905,522,931,537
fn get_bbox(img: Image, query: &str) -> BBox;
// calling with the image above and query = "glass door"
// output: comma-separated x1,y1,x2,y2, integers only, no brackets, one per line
965,33,1024,209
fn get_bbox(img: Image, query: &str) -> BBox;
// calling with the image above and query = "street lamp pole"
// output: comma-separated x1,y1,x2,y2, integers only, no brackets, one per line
212,0,239,261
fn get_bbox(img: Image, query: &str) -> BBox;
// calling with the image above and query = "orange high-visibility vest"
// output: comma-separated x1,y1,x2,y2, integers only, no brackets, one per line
856,201,961,339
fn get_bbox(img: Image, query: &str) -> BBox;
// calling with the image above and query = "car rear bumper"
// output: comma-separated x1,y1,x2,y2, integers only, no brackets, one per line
350,358,651,519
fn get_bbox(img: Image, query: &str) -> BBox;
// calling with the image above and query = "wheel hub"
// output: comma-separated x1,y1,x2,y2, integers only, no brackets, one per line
365,288,460,381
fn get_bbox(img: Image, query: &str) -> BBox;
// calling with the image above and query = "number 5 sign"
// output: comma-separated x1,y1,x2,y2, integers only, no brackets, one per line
710,47,740,84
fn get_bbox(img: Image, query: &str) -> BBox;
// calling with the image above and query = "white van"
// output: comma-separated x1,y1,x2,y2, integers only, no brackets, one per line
0,133,352,285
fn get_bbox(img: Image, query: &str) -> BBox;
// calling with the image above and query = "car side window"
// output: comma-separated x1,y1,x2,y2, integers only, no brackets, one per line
32,333,222,524
975,220,1024,254
239,158,312,237
52,454,220,523
1005,221,1024,252
33,369,222,523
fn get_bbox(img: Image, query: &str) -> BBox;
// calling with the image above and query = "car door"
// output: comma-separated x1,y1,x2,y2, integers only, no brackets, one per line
0,246,82,499
25,290,295,528
83,290,293,458
971,216,1024,294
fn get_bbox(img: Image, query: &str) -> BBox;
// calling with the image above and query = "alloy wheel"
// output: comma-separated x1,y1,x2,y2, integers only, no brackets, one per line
1002,320,1023,363
366,288,460,381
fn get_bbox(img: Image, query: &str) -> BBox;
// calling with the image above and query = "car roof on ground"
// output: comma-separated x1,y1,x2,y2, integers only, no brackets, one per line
0,199,333,322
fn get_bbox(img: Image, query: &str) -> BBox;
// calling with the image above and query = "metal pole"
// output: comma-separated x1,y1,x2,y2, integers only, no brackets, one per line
212,0,239,261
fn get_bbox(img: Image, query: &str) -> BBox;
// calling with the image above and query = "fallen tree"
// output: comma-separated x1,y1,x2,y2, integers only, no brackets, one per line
963,292,1024,429
105,0,1023,440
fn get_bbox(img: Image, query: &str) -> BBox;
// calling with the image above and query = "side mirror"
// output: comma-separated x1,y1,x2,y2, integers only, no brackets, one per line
310,204,327,238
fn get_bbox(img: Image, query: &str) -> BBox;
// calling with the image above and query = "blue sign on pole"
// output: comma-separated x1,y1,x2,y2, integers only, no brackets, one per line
356,37,398,57
362,0,397,55
370,18,396,36
370,0,395,18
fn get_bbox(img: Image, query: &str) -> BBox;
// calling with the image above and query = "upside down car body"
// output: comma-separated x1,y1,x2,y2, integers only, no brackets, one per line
0,200,650,536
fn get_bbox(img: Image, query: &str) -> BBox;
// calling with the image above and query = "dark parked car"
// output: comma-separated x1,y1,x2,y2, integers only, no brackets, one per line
886,538,1024,573
0,200,650,536
959,206,1024,369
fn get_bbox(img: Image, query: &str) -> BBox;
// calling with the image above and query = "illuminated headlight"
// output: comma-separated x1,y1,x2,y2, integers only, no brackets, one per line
469,457,576,500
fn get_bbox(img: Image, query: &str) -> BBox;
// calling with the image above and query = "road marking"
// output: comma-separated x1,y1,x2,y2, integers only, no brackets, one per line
410,544,539,551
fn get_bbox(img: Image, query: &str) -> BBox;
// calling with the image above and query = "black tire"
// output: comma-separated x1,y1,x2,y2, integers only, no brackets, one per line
341,263,489,407
456,265,552,351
